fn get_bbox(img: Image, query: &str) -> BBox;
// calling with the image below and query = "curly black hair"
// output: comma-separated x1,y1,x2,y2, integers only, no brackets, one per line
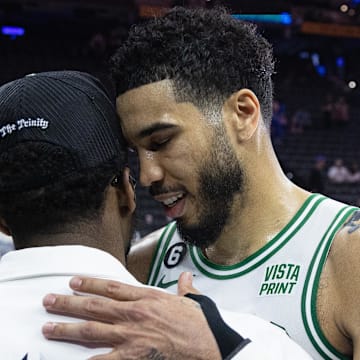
0,142,125,247
110,6,275,127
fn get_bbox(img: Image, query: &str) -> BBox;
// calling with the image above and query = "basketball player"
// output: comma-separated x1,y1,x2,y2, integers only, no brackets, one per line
39,6,360,359
0,71,311,359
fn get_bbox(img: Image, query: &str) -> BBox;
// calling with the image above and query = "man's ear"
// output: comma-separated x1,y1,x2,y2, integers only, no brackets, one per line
0,218,11,236
118,167,136,216
223,88,260,142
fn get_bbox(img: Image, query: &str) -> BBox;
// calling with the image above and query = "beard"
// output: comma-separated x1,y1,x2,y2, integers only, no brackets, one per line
176,125,244,249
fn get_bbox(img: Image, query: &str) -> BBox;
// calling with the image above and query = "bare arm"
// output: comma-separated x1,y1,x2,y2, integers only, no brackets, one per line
325,210,360,358
127,228,163,283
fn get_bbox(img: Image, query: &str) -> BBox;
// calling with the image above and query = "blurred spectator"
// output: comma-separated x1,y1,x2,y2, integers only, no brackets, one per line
86,33,107,61
307,155,327,193
348,161,360,184
320,93,334,128
145,213,154,226
332,96,349,127
290,108,312,134
327,158,351,184
271,99,288,144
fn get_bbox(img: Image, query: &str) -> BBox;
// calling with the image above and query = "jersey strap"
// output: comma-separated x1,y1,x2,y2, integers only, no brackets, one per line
189,194,326,279
147,222,177,285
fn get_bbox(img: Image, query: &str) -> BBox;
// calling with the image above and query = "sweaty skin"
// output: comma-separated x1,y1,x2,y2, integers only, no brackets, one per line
117,80,310,261
121,80,360,357
315,211,360,356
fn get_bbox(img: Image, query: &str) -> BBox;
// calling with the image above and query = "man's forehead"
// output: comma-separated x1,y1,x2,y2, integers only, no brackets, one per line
115,80,209,142
116,80,185,139
116,79,175,113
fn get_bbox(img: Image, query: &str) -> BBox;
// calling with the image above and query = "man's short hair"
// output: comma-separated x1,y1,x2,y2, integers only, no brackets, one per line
0,71,127,244
110,6,275,127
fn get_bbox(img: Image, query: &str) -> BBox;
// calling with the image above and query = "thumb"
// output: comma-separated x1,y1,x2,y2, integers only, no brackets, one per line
177,271,201,296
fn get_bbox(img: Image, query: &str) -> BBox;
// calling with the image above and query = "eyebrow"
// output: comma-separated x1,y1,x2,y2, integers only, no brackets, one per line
136,122,178,140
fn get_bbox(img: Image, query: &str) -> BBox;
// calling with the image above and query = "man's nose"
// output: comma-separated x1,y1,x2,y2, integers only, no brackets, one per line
138,150,164,187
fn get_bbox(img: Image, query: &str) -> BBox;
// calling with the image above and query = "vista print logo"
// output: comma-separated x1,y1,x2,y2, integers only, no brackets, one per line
259,263,300,296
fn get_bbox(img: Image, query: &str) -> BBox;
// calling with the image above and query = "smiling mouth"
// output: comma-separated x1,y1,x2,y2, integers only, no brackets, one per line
159,192,187,219
162,193,185,207
153,191,186,207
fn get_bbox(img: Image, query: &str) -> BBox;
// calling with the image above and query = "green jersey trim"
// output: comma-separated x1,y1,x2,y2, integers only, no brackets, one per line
189,194,326,279
147,222,177,286
302,206,357,360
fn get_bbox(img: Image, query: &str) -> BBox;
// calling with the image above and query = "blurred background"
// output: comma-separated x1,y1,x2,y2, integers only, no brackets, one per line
1,0,360,253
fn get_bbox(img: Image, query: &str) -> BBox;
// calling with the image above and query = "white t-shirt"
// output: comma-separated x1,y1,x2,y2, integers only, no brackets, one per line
0,245,311,359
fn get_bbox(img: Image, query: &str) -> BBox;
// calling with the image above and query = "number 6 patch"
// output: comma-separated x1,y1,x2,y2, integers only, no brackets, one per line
164,242,187,268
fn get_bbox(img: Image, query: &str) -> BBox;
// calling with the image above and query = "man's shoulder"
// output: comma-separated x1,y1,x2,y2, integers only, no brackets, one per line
330,209,360,259
127,226,169,283
325,209,360,341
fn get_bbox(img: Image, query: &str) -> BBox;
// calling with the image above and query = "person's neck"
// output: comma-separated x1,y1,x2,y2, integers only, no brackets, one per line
14,224,126,265
13,187,129,265
204,154,310,266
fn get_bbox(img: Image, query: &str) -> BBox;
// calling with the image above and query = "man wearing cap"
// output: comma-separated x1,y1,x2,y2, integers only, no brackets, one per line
0,70,138,359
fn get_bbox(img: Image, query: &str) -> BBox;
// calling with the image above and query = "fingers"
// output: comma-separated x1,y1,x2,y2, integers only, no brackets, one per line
177,272,201,296
89,351,120,360
42,320,126,345
43,293,131,322
69,277,161,301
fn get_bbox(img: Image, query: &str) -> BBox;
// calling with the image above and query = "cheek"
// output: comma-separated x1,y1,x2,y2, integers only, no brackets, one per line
155,146,194,186
165,140,201,171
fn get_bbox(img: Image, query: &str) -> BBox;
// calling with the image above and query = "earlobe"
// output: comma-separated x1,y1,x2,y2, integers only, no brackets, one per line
121,167,136,215
224,89,260,142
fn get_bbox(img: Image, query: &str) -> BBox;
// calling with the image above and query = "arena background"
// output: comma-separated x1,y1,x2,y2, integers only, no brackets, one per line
0,0,359,253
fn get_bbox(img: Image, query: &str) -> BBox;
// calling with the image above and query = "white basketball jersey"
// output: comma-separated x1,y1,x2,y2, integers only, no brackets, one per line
148,194,358,360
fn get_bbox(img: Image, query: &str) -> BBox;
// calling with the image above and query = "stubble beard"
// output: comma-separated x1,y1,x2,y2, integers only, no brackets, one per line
176,125,244,249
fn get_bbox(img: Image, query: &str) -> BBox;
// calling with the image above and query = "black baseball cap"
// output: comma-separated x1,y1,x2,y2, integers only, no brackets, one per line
0,70,125,192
